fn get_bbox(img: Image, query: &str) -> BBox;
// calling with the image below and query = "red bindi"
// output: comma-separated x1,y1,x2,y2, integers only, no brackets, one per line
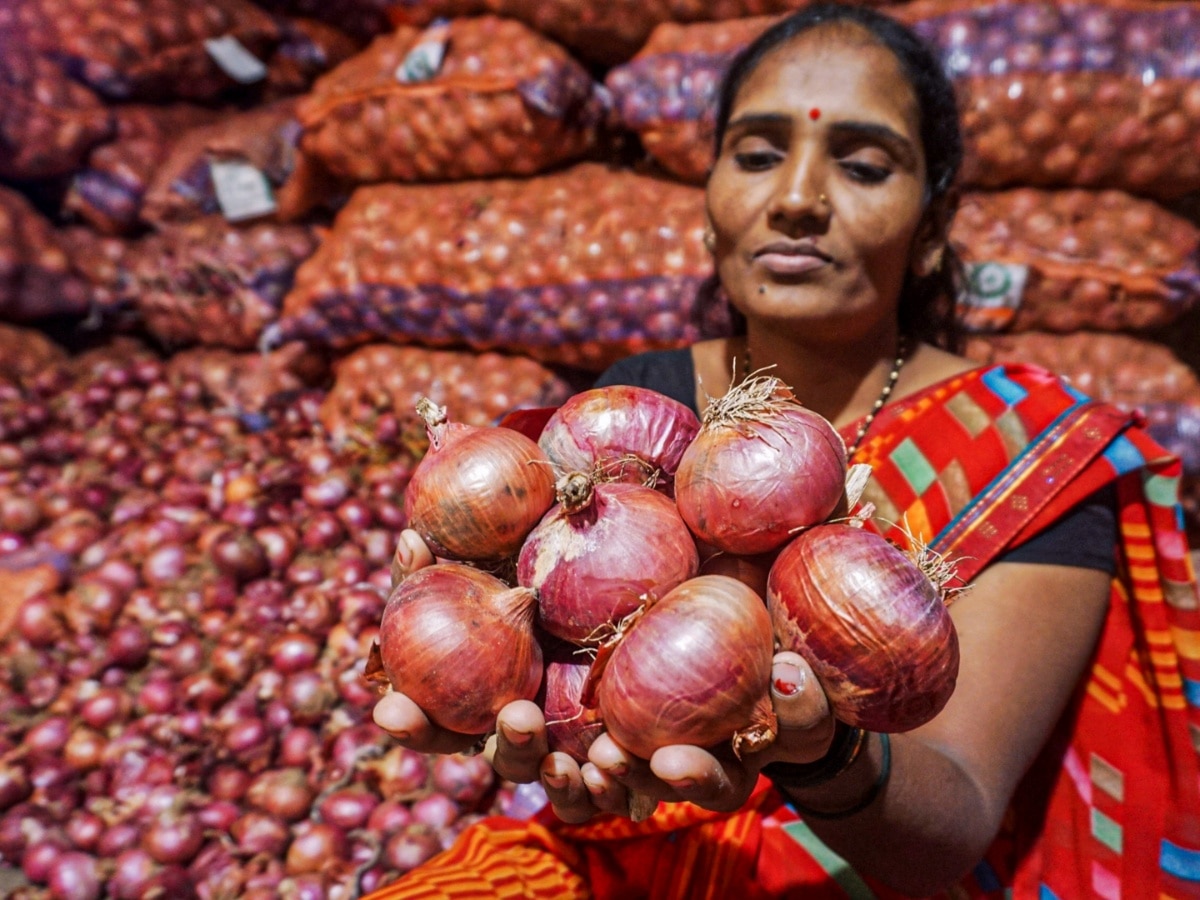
809,107,821,120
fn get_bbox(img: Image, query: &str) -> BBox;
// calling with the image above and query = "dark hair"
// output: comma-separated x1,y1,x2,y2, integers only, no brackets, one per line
712,3,965,352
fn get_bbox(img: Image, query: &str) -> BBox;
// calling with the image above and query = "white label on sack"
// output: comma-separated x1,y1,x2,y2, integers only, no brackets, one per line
960,262,1028,332
395,21,450,83
210,160,277,222
204,35,268,84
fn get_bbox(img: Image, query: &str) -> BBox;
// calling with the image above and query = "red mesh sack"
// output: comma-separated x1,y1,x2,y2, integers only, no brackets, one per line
0,323,68,390
952,188,1200,334
0,187,93,322
9,0,281,101
253,0,392,41
0,32,113,179
57,227,134,319
296,17,608,184
63,104,225,236
271,163,732,372
164,342,329,417
141,99,342,227
263,17,362,100
898,1,1200,198
121,217,319,349
318,344,575,450
605,16,778,182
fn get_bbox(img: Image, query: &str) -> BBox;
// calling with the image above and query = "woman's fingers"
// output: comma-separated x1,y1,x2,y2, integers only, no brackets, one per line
372,690,479,755
649,744,756,813
770,651,832,734
390,529,436,588
578,761,633,817
539,753,602,824
488,701,550,784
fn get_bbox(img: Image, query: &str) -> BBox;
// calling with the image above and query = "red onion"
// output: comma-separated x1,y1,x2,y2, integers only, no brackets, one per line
246,768,315,822
542,643,605,764
317,785,379,830
431,754,495,807
369,563,543,735
537,385,701,494
286,820,348,875
403,398,556,562
768,523,960,732
518,474,699,644
48,850,102,900
384,824,442,874
593,575,777,759
675,375,847,555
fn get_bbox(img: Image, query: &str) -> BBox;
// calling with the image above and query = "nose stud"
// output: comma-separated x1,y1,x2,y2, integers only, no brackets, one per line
820,194,828,205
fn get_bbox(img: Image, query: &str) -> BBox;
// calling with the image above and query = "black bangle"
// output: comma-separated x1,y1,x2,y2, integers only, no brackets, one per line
760,722,867,790
787,732,892,821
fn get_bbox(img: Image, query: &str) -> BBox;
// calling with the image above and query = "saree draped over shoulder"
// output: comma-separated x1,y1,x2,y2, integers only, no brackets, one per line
362,363,1200,900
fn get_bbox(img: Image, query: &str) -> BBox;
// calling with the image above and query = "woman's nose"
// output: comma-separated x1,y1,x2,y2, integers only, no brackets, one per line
767,160,830,226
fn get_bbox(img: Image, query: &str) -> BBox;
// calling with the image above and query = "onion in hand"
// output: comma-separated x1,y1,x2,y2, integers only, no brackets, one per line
518,472,699,644
590,575,777,760
767,523,960,732
404,398,556,563
366,563,544,736
675,375,847,555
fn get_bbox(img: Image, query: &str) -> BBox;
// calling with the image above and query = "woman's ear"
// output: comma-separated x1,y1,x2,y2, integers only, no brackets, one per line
912,189,957,277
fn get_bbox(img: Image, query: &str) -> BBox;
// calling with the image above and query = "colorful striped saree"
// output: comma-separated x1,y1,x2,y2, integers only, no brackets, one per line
363,363,1200,900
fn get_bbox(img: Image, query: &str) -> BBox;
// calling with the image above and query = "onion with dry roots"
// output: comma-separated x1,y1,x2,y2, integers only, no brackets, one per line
767,523,960,732
589,574,777,760
537,385,700,494
403,397,556,563
517,471,700,645
674,374,848,555
366,563,544,736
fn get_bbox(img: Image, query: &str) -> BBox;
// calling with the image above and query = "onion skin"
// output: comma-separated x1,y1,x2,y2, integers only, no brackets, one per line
674,381,847,555
518,476,699,644
541,642,605,763
537,386,700,494
767,524,960,732
594,575,776,760
370,563,544,735
404,399,556,562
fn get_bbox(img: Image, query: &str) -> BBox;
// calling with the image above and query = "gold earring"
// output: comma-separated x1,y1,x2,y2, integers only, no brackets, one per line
918,246,945,277
703,228,716,253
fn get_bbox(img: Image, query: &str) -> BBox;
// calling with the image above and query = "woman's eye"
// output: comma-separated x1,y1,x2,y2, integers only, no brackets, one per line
733,151,779,171
842,161,890,183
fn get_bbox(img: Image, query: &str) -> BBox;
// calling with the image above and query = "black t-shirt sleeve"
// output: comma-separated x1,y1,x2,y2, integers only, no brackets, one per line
998,484,1118,574
592,348,699,414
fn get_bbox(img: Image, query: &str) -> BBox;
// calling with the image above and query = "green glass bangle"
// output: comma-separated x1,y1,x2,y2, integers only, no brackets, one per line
787,732,892,821
760,722,867,790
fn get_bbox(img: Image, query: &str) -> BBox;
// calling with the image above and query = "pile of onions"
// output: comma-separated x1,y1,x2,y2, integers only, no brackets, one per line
767,523,960,732
537,386,700,494
591,575,777,760
403,398,556,562
517,472,699,644
368,563,544,735
675,375,847,555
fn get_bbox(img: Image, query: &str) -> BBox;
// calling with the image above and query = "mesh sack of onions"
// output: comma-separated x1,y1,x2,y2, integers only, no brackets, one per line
768,521,960,732
141,99,342,229
0,323,67,391
403,398,558,564
674,374,848,556
296,17,608,185
164,342,328,419
604,16,778,183
63,104,224,236
586,574,777,759
896,1,1200,199
0,32,113,180
952,188,1200,334
261,16,362,101
518,471,700,645
537,385,701,496
57,226,134,318
271,163,733,372
0,186,94,323
318,344,575,451
119,217,320,350
255,0,391,40
8,0,280,101
366,562,545,735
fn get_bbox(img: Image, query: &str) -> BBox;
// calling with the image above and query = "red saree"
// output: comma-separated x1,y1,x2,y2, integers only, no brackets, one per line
363,363,1200,900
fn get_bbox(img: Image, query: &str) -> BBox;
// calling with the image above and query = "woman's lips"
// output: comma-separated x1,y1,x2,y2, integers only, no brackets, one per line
755,251,828,276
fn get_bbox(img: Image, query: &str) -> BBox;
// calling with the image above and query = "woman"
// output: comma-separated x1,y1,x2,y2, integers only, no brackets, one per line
368,5,1200,897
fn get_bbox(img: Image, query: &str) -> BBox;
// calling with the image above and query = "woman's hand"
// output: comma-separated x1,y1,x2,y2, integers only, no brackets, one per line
577,651,836,816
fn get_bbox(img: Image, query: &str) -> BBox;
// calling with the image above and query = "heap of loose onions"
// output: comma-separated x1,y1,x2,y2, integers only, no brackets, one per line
368,563,544,736
403,397,556,563
591,575,777,760
767,523,960,732
517,471,699,644
537,386,700,494
674,375,847,555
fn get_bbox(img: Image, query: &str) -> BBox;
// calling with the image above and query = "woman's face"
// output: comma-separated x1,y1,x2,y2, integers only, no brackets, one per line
707,25,932,341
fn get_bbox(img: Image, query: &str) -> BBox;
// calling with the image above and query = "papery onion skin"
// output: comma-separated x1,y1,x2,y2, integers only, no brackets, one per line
537,386,700,494
674,383,847,555
518,477,699,644
404,399,556,562
767,523,960,733
595,575,776,760
373,563,544,735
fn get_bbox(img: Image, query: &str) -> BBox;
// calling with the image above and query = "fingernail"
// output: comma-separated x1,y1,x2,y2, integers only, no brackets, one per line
665,778,696,791
394,543,411,569
501,724,532,747
582,778,605,797
772,663,803,697
542,773,568,790
603,763,628,778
